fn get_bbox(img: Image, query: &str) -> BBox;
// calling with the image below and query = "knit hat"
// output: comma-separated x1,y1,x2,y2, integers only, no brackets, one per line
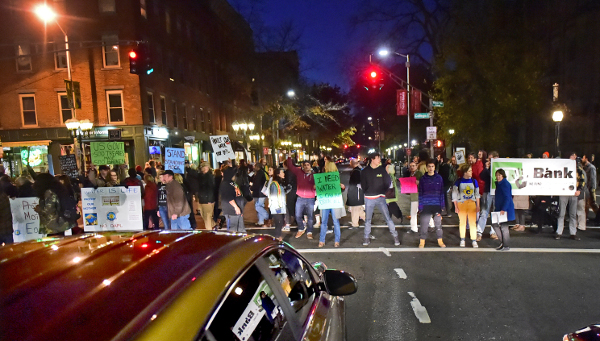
543,151,550,158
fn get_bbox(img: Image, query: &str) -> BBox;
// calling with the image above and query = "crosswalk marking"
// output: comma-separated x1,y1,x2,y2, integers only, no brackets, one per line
394,268,407,279
296,247,600,254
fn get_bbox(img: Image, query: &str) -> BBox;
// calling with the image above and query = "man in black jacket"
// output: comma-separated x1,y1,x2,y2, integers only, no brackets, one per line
346,159,365,228
250,159,270,227
197,162,215,230
361,153,400,246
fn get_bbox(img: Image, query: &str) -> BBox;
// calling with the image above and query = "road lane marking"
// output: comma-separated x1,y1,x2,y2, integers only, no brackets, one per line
394,268,407,279
379,247,391,257
246,225,600,230
295,247,600,254
408,292,431,323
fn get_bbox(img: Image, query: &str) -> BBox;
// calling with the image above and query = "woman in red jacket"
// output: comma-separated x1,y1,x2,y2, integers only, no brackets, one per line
143,174,159,230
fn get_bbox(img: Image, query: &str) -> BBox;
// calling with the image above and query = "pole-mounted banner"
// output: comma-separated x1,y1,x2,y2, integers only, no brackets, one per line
397,90,407,116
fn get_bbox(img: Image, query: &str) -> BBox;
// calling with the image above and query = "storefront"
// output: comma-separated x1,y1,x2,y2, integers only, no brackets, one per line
145,126,170,165
1,141,52,176
183,135,200,166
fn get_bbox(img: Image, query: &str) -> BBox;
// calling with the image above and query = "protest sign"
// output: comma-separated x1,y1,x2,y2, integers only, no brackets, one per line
455,150,466,165
399,177,418,194
10,197,45,242
232,280,274,341
314,172,344,209
90,141,125,165
490,158,577,196
81,186,143,231
165,147,185,174
209,135,234,163
59,154,79,178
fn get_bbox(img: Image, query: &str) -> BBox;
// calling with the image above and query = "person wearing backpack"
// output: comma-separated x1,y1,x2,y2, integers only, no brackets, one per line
33,173,77,236
438,156,456,217
452,164,481,247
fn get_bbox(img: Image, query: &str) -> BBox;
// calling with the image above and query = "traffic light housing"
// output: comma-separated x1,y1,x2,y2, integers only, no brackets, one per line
364,67,384,90
129,49,140,74
129,43,152,75
434,140,444,150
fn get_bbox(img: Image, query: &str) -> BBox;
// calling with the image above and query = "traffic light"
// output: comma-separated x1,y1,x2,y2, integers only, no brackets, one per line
129,43,152,75
129,49,139,74
364,67,384,90
434,140,444,149
344,144,348,149
356,144,360,148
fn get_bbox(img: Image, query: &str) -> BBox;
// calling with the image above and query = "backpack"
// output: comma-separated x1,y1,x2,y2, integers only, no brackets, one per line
58,191,80,223
447,165,457,183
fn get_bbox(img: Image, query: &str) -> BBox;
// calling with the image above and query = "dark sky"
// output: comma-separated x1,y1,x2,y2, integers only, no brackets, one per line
258,0,364,89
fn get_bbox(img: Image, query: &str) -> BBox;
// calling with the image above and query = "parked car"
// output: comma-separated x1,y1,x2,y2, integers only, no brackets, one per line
564,324,600,340
0,231,357,341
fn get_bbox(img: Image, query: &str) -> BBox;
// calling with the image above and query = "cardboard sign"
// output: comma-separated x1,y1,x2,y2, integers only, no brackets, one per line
90,142,125,165
314,172,344,209
10,197,45,242
490,158,577,196
210,135,234,163
59,154,79,178
81,186,143,231
399,177,418,194
455,150,466,165
165,147,185,174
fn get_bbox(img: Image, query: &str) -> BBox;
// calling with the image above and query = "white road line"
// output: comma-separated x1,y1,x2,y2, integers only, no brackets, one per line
247,225,600,229
408,292,431,323
295,247,600,254
379,247,391,257
394,268,407,279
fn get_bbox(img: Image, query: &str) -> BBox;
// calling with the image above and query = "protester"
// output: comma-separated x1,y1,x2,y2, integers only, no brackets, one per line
582,154,598,223
185,164,200,214
174,172,197,229
197,162,216,230
0,175,18,198
438,155,456,217
0,186,13,245
237,160,252,202
282,161,297,231
82,169,100,188
452,164,481,248
361,153,400,246
267,167,287,241
122,168,144,192
512,194,529,231
15,177,36,197
148,160,158,178
407,162,420,234
220,166,246,232
417,159,446,248
493,168,515,251
251,159,270,227
143,174,159,230
575,156,587,232
346,159,365,229
97,165,110,187
213,168,223,228
158,170,192,230
33,173,75,236
477,152,499,240
555,153,584,239
385,161,403,221
157,173,170,230
135,165,144,179
285,157,316,239
319,159,345,248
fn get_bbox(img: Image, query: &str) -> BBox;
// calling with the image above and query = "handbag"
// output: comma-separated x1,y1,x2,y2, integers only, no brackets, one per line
261,180,270,196
385,180,397,199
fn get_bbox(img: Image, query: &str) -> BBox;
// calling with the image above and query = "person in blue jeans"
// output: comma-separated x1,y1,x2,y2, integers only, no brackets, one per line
159,170,192,230
157,173,170,230
251,159,270,226
285,157,317,239
360,153,400,246
319,159,345,247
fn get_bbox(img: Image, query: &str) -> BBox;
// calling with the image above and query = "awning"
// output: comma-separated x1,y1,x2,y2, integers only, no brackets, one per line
2,140,52,148
231,140,246,152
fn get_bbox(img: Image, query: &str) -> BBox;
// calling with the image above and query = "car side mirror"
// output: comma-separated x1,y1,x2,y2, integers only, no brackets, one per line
323,269,357,296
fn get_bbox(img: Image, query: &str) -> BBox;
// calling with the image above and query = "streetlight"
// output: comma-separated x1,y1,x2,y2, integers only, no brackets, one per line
449,129,455,135
411,140,417,147
377,48,410,149
553,110,563,157
231,120,254,160
287,89,295,98
65,118,94,174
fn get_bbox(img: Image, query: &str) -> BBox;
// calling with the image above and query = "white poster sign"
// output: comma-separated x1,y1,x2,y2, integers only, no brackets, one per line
81,186,143,232
165,147,185,174
426,126,437,140
232,280,275,341
490,158,577,196
10,197,45,242
455,150,466,165
210,135,234,163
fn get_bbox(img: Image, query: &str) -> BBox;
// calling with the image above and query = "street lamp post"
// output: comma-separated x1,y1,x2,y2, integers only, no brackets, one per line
552,110,563,157
232,120,254,161
378,49,410,149
65,118,94,174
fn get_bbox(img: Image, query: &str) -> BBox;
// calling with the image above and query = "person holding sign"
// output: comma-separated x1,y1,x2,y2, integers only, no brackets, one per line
492,169,515,251
318,160,345,248
0,187,12,245
452,164,480,248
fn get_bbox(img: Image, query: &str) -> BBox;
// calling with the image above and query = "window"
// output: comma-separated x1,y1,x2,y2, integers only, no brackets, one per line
165,10,171,34
99,0,116,13
182,105,188,130
20,95,37,126
191,106,197,131
200,108,205,132
147,92,155,123
171,101,178,128
55,42,67,69
140,0,147,18
16,44,32,72
58,93,73,123
102,34,120,68
106,90,124,123
160,96,167,125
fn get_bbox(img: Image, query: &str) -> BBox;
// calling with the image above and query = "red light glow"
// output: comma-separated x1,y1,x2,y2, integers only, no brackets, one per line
129,51,137,59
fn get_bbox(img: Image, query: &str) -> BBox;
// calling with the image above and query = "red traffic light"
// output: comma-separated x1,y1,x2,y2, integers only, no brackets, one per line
356,144,360,148
370,71,378,78
344,144,348,149
129,51,137,59
435,140,443,148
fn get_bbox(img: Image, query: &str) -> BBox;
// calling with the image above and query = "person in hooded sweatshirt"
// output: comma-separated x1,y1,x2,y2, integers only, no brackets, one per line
492,168,515,251
220,166,246,232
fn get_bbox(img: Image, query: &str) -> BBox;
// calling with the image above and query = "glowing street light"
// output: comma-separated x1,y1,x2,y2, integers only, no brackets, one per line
449,129,455,135
287,89,296,98
34,4,57,22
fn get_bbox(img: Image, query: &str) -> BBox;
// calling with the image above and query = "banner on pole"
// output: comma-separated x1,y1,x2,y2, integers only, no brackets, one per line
396,90,407,116
490,158,577,196
210,135,234,163
81,186,143,231
314,172,344,209
165,147,185,174
411,89,421,113
90,141,125,165
10,197,45,242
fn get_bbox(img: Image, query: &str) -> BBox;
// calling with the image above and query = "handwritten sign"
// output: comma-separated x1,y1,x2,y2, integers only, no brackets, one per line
209,135,234,163
455,150,466,165
10,197,45,242
81,186,142,232
90,141,125,165
59,154,79,178
314,172,344,209
399,177,418,194
165,147,185,174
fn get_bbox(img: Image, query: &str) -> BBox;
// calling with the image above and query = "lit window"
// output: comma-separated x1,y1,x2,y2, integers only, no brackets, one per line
106,90,124,123
58,93,73,123
99,0,115,13
171,101,178,128
55,42,67,69
102,34,120,68
140,0,147,18
147,92,155,123
20,95,37,126
16,44,32,72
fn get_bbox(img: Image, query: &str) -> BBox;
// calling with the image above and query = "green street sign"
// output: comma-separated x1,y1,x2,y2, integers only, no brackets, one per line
414,112,430,119
432,101,444,107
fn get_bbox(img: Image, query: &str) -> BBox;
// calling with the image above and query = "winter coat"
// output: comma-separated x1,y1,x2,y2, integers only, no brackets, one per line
165,181,191,218
37,189,73,234
268,179,287,215
346,166,364,206
198,171,215,204
185,168,200,194
285,158,316,199
251,167,268,198
143,182,158,210
494,178,516,221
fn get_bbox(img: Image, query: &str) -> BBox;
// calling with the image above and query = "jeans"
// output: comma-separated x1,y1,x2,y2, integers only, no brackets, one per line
255,197,269,224
272,214,285,238
143,209,159,230
557,196,577,236
171,214,192,230
364,196,398,239
493,222,510,247
295,197,315,232
419,213,443,240
320,209,341,243
158,206,170,230
477,193,496,235
227,214,246,232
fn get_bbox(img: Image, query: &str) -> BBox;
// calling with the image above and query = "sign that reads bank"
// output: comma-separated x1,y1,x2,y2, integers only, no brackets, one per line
490,158,577,196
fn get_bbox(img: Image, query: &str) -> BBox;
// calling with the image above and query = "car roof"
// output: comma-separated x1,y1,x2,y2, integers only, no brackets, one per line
0,231,280,341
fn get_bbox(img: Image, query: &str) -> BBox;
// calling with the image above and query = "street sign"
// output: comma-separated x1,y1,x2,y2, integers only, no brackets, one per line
426,126,437,140
414,112,430,119
432,101,444,107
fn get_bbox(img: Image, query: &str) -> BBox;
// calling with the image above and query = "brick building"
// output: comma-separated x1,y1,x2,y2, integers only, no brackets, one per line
0,0,255,176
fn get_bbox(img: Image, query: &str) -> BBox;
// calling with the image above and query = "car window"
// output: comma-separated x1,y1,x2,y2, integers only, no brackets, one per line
263,249,317,326
200,265,295,341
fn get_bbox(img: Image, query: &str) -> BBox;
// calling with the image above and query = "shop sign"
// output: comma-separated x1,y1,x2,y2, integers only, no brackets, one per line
145,127,169,139
88,128,110,139
184,136,195,142
165,147,185,174
90,141,125,165
81,186,143,232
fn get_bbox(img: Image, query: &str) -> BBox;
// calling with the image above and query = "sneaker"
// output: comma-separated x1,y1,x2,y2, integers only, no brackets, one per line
460,240,466,247
490,233,499,240
282,225,291,232
418,239,425,248
476,234,482,242
499,246,510,251
495,244,504,250
307,232,313,239
472,241,478,248
394,236,401,246
326,230,333,234
363,238,370,246
369,234,376,240
570,235,581,241
554,234,561,240
295,230,305,239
